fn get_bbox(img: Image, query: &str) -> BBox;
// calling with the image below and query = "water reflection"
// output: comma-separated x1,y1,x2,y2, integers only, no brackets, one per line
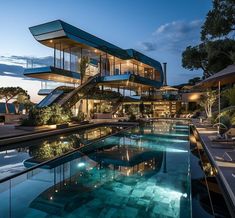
0,126,121,179
29,143,164,216
0,120,191,218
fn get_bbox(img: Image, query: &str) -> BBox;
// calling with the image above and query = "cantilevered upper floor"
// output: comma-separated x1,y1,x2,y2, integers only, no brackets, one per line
24,20,164,89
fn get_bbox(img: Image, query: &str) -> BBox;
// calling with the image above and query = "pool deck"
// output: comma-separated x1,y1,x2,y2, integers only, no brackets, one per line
0,120,138,146
192,120,235,217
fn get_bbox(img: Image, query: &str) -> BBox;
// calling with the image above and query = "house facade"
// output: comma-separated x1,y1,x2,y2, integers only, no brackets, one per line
24,20,168,118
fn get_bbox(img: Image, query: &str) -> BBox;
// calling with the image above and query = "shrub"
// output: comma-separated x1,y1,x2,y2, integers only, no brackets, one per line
219,115,231,134
0,116,5,123
222,87,235,106
21,104,72,126
128,113,136,122
47,104,71,125
25,107,52,126
77,111,85,122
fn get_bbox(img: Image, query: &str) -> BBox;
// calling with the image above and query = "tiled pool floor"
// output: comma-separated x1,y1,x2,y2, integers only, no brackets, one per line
0,121,191,218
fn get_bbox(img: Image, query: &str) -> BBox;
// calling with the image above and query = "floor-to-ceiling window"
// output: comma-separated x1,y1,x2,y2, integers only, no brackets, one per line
121,60,133,74
81,48,99,78
54,42,62,68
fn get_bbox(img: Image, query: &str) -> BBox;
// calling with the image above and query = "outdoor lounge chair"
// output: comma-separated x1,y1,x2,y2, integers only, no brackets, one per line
215,150,235,162
232,172,235,178
211,127,235,144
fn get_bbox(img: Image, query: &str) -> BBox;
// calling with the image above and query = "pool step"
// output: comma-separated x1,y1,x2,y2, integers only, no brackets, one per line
173,125,189,129
173,125,189,132
126,132,189,141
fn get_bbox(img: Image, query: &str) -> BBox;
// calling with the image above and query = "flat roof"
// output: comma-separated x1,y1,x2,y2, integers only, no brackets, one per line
29,20,163,79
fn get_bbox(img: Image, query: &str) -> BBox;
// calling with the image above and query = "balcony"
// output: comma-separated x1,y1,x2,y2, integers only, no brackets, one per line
24,66,80,84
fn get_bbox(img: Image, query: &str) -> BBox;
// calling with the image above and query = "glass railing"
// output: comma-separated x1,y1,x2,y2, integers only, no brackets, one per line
40,81,76,90
0,125,133,218
0,160,80,217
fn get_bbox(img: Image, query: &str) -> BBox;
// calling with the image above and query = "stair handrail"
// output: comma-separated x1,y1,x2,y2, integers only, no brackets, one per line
58,74,99,106
112,97,123,115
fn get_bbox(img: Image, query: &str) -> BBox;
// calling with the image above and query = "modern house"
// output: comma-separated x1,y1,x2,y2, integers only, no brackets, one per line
24,20,166,118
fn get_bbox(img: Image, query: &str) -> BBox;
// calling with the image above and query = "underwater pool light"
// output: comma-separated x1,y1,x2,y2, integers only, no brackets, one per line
78,162,85,167
167,148,188,153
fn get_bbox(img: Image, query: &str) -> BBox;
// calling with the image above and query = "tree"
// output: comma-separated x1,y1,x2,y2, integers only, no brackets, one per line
222,87,235,106
0,87,28,114
188,77,201,85
13,92,31,114
182,40,235,77
23,101,34,114
201,0,235,41
182,0,235,77
206,39,235,71
200,91,217,118
182,44,210,77
79,56,89,84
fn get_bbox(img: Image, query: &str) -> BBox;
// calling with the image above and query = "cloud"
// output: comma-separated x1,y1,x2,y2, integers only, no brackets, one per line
0,55,53,80
0,64,24,78
10,55,53,67
139,20,202,53
141,42,158,52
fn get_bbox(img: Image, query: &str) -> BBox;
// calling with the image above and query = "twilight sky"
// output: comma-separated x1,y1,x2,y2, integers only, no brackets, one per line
0,0,211,102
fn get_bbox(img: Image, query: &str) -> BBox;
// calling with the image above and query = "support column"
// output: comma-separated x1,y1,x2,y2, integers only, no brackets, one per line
113,57,115,75
99,54,102,75
53,44,56,67
60,42,62,69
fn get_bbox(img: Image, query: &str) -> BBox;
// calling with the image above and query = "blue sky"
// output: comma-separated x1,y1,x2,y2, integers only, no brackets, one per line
0,0,211,102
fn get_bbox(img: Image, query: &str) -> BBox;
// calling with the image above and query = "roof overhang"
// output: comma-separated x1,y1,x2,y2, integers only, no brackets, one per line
89,149,162,167
29,20,164,84
98,74,162,89
195,65,235,89
24,66,80,83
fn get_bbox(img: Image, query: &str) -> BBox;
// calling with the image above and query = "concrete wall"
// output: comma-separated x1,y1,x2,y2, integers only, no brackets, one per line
1,114,27,124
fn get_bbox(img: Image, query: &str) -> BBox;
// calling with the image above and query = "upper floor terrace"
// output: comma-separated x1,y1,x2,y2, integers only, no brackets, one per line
24,20,164,90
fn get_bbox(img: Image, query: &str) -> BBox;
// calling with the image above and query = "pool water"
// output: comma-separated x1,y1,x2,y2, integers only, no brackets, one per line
0,126,122,180
0,120,191,218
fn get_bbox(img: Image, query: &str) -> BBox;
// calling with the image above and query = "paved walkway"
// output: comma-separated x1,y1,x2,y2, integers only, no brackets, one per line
0,124,33,139
0,119,132,140
193,121,235,216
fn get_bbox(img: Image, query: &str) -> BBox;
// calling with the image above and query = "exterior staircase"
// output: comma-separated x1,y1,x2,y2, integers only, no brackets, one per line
37,86,74,108
57,74,99,108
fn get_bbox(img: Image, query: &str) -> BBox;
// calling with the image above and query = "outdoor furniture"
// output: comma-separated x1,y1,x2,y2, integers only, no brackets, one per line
215,150,235,162
211,135,235,143
211,127,235,143
232,172,235,178
226,127,235,137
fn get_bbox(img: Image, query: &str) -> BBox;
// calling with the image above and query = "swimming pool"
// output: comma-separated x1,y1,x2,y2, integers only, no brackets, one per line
0,120,192,218
0,125,124,180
